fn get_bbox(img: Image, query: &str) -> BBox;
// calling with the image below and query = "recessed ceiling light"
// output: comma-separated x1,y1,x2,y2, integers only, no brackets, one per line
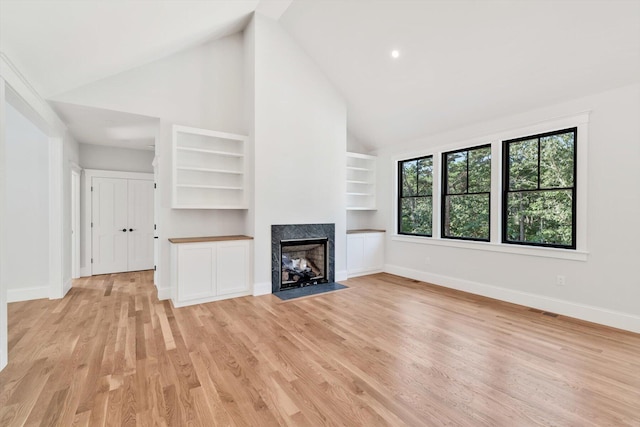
391,50,400,59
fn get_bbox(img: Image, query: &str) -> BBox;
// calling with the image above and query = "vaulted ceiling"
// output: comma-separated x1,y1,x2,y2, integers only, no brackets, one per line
1,0,639,150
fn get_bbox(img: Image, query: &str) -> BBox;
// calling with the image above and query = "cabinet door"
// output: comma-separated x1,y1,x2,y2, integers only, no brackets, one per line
364,233,384,270
216,241,250,296
347,235,365,273
177,245,215,301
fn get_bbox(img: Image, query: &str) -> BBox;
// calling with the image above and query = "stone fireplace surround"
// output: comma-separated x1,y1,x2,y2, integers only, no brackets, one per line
271,224,335,294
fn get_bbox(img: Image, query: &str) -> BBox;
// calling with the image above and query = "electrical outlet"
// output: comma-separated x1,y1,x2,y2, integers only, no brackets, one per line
556,275,566,286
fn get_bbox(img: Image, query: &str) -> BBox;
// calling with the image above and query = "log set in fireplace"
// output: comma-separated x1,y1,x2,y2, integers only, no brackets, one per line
280,238,328,290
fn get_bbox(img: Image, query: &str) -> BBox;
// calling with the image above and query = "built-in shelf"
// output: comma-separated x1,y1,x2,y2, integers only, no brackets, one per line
346,152,376,210
172,125,248,209
177,146,244,157
176,184,244,190
177,166,243,175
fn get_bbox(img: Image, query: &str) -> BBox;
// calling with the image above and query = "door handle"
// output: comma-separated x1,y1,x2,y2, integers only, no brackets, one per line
122,228,127,232
129,229,134,232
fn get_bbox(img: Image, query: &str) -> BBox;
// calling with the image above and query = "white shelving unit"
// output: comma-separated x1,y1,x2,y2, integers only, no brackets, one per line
346,152,376,210
172,125,248,209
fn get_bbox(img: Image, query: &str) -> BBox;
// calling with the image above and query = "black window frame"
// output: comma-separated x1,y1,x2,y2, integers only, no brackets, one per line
397,155,434,237
502,127,577,249
441,144,492,242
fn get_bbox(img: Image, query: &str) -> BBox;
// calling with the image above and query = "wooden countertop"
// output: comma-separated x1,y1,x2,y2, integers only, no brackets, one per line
347,229,386,234
168,235,253,244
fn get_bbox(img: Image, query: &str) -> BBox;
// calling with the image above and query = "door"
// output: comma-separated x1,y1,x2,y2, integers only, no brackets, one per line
92,177,128,274
216,241,250,296
127,179,154,271
92,177,154,275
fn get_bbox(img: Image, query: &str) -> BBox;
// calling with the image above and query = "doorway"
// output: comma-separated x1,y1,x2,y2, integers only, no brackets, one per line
83,169,154,275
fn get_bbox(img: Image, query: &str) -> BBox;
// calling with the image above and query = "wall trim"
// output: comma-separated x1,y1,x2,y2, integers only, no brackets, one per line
253,281,271,296
384,264,640,334
49,137,64,299
335,269,349,282
8,285,50,303
63,278,72,297
347,268,383,279
156,287,171,301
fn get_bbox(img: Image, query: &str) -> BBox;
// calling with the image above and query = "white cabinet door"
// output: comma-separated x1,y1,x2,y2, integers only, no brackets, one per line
347,235,365,273
92,177,128,275
127,179,154,271
347,232,385,277
217,241,250,295
177,245,215,301
364,233,384,270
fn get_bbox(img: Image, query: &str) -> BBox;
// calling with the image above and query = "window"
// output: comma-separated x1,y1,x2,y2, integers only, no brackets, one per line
502,128,576,248
441,145,491,241
398,156,433,236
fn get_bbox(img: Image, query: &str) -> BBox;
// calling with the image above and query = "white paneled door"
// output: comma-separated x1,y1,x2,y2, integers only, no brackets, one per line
127,179,154,271
92,177,154,275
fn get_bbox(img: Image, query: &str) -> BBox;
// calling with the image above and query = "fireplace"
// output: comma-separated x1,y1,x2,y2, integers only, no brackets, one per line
280,238,328,290
272,224,335,293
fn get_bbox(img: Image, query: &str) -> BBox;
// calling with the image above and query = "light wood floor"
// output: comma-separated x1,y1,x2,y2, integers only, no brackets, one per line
1,272,639,426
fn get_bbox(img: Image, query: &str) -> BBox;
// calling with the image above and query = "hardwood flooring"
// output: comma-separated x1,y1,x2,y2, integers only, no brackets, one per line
1,271,639,426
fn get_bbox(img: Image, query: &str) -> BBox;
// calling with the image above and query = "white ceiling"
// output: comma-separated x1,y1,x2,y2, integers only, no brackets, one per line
1,0,639,151
0,0,259,98
51,101,159,150
281,0,640,149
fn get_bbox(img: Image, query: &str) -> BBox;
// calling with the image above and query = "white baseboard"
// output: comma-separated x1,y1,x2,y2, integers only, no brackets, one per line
156,287,171,301
335,269,348,282
253,281,272,296
8,285,50,303
80,266,90,277
62,278,72,297
385,264,640,334
347,268,383,279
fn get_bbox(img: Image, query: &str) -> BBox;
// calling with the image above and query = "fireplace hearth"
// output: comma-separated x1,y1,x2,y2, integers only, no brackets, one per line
271,224,335,293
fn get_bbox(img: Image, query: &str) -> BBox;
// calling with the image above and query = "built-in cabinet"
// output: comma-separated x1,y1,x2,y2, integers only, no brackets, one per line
170,236,252,307
172,125,248,209
347,230,385,277
346,152,377,210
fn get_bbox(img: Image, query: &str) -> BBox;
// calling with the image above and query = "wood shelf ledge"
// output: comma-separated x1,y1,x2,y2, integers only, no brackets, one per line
169,235,254,244
347,229,386,234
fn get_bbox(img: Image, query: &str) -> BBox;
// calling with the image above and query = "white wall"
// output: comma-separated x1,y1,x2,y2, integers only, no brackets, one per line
53,33,245,133
4,102,50,302
376,83,640,332
0,78,7,370
53,34,248,294
79,143,154,173
251,13,347,293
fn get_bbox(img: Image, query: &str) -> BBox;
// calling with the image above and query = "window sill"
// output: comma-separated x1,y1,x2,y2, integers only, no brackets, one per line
391,235,588,261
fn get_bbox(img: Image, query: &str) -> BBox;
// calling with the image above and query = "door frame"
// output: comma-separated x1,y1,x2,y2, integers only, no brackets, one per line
70,163,81,279
82,169,153,277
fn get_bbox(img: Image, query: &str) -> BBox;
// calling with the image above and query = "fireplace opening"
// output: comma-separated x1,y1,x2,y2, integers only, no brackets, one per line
280,238,328,290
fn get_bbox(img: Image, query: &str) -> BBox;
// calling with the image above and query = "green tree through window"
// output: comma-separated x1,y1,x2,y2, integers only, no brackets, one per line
442,145,491,241
503,128,576,248
398,156,433,236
